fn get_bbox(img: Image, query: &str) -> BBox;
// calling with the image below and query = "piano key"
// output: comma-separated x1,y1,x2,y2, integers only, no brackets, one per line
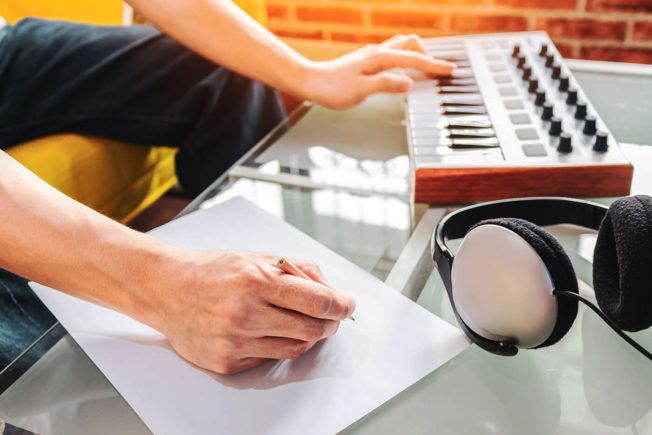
445,128,496,138
438,85,480,94
413,146,502,156
446,137,500,148
436,78,477,87
440,96,485,106
428,51,468,62
443,116,493,129
441,106,487,115
450,68,474,79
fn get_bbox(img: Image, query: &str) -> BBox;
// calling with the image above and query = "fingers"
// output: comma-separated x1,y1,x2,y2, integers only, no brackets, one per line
266,274,355,321
246,337,317,360
253,306,340,341
381,33,429,56
289,258,331,286
212,357,269,375
363,48,456,76
364,73,413,95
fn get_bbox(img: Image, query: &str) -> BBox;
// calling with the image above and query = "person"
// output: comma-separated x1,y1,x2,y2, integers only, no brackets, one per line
0,0,454,374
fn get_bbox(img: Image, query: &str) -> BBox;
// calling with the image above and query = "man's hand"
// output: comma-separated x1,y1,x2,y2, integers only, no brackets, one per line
149,250,355,375
299,34,456,109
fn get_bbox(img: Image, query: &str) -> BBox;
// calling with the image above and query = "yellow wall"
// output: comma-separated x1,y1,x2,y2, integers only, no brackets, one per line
0,0,267,26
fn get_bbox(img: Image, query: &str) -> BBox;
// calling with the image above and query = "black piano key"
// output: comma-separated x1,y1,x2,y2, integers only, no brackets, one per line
436,77,477,87
441,106,487,115
448,137,500,148
438,86,480,94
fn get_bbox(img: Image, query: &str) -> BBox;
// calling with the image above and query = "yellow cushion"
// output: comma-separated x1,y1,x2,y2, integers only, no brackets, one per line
7,135,178,223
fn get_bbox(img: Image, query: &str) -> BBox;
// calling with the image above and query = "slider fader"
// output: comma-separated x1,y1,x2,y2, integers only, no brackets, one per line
406,31,633,204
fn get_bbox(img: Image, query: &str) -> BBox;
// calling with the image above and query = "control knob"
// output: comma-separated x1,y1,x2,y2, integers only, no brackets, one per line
583,115,597,135
541,102,554,120
559,75,570,92
551,64,562,79
549,117,563,136
566,87,578,105
535,89,546,106
557,132,572,153
574,102,587,120
512,45,521,58
539,43,549,57
593,131,609,152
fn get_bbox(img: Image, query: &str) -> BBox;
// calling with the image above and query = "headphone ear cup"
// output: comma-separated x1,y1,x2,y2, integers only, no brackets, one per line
593,195,652,332
474,218,579,348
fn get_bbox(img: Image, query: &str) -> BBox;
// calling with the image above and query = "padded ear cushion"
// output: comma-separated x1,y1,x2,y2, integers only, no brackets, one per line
471,218,579,348
593,195,652,332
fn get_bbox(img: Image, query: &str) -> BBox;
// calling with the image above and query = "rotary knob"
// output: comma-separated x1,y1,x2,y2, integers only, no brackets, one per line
575,102,587,120
551,64,562,79
566,87,578,105
583,115,597,135
539,43,549,57
535,89,546,106
593,131,609,152
541,102,554,120
557,132,573,153
559,75,570,92
517,55,527,68
545,54,555,68
512,44,521,58
528,78,539,93
549,116,563,136
522,66,532,80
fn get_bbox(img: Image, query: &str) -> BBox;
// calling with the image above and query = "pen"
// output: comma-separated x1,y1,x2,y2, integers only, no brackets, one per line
275,258,355,321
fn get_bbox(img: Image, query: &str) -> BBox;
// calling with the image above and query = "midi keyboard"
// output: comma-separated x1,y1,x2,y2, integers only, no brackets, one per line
406,31,633,204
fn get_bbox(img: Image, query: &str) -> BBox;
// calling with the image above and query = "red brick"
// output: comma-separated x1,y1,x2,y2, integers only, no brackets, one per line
271,28,325,40
495,0,577,9
552,41,576,58
296,6,363,25
451,13,528,33
266,5,288,20
411,0,485,4
536,18,627,41
581,46,652,64
587,0,652,13
371,11,444,28
633,21,652,41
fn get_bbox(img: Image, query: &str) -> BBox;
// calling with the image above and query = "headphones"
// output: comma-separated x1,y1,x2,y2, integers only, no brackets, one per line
432,196,652,360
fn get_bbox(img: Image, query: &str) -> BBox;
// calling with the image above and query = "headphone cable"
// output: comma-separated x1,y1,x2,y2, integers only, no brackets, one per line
553,290,652,361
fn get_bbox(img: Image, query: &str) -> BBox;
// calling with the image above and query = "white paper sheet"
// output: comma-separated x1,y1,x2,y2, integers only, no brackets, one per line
30,197,469,435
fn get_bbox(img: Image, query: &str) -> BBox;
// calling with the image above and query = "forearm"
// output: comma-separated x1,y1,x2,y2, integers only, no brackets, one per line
0,151,172,326
127,0,309,96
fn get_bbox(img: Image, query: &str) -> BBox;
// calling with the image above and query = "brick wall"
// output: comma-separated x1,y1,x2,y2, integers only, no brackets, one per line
267,0,652,64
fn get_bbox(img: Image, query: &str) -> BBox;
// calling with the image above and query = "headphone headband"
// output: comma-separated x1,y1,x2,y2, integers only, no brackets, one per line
432,197,608,356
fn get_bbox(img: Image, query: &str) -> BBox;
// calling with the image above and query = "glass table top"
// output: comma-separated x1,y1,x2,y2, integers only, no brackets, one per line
1,59,652,434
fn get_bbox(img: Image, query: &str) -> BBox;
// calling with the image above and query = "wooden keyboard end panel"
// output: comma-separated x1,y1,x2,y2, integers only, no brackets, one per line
414,164,634,204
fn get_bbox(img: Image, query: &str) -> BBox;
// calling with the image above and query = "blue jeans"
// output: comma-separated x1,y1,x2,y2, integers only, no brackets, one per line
0,19,285,367
0,18,285,196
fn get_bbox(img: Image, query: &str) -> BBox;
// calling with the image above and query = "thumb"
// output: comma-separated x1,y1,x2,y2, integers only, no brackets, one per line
364,73,413,95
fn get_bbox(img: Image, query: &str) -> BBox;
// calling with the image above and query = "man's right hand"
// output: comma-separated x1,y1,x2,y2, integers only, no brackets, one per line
147,250,356,375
